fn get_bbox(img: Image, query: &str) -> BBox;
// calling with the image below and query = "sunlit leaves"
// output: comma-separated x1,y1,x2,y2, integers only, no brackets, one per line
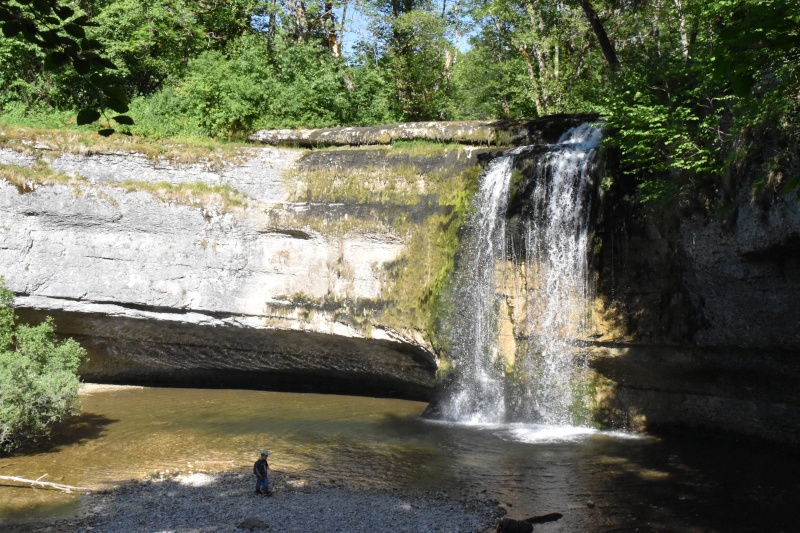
0,0,131,134
0,279,85,453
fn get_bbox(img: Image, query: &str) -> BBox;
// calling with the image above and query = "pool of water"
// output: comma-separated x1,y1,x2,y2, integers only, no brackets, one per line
1,386,798,531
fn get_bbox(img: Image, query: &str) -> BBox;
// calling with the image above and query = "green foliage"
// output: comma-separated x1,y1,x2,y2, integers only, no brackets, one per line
174,48,266,137
0,278,86,453
448,48,539,120
387,9,454,120
1,0,798,211
0,0,132,134
0,280,14,351
576,0,799,207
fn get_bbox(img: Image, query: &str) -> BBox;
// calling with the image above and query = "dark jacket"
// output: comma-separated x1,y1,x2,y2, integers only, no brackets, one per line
253,458,268,478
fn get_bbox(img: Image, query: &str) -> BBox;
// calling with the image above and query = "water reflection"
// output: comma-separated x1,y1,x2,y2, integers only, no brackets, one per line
0,387,798,531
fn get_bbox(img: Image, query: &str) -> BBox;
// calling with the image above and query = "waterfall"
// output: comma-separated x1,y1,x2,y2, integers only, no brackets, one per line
438,123,602,426
437,153,516,423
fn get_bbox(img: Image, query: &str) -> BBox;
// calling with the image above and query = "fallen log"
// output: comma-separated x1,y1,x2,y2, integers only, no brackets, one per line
0,475,92,493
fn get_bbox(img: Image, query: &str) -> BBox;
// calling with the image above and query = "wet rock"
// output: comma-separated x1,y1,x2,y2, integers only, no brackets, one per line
526,512,563,523
496,518,533,533
238,517,269,530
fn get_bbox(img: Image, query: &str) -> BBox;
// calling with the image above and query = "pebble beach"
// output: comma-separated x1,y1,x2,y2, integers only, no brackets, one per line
5,470,505,532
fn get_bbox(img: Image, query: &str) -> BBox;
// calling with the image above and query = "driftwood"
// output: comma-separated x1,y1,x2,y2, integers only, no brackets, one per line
0,474,92,493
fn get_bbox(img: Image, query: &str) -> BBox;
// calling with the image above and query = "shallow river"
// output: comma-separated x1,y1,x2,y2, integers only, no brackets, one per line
1,386,798,531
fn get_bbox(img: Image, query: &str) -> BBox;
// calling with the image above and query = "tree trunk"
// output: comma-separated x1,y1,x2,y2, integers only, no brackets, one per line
294,0,307,43
673,0,690,59
579,0,620,70
267,0,278,44
322,0,339,56
517,46,545,116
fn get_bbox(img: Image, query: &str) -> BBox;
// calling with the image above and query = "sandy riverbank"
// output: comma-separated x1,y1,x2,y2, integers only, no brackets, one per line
5,470,505,532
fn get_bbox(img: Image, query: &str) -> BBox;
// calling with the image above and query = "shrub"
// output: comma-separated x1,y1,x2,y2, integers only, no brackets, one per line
0,279,86,453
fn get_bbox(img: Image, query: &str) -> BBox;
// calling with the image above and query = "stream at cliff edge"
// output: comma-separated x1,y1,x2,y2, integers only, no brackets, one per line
0,386,798,531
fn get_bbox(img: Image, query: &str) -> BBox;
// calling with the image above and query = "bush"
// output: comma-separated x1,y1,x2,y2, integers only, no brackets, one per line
0,279,86,453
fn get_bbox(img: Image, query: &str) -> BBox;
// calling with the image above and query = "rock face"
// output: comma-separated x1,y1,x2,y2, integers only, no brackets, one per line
585,177,800,442
3,119,798,441
431,134,800,442
0,132,495,400
250,115,598,147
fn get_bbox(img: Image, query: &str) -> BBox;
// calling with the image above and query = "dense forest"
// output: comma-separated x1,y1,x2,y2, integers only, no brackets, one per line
0,0,798,205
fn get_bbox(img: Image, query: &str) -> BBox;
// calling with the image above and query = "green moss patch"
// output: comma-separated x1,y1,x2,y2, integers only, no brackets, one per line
0,161,86,194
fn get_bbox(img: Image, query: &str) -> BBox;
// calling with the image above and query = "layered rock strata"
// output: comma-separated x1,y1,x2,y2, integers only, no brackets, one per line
0,130,495,400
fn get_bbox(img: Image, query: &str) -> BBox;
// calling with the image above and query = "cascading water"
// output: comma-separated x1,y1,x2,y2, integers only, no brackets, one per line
517,123,602,425
438,123,602,428
438,153,518,423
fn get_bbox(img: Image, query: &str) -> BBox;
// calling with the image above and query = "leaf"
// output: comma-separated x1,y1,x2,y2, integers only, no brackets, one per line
98,129,115,137
18,19,38,42
31,0,52,15
101,86,128,104
81,39,103,51
39,28,62,47
76,108,101,125
64,23,85,39
112,115,134,125
43,51,70,72
54,5,74,20
105,99,129,114
73,59,91,75
72,15,89,26
84,52,117,70
1,20,22,38
783,175,800,194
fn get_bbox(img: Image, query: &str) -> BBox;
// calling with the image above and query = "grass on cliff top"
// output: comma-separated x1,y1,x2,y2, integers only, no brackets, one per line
0,161,86,193
119,180,250,210
1,159,249,211
0,121,254,168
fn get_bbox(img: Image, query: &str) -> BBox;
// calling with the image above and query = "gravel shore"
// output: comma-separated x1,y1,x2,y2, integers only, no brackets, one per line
8,470,505,532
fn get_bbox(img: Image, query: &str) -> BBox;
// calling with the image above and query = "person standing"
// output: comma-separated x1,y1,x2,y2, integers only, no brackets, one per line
253,450,270,495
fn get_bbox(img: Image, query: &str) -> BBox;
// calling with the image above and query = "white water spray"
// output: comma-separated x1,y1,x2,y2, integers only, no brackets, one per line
519,124,602,425
439,124,602,427
438,152,519,423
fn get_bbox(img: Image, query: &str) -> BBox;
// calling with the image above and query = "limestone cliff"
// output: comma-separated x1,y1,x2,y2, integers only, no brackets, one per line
4,119,796,441
582,163,800,442
0,126,501,400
